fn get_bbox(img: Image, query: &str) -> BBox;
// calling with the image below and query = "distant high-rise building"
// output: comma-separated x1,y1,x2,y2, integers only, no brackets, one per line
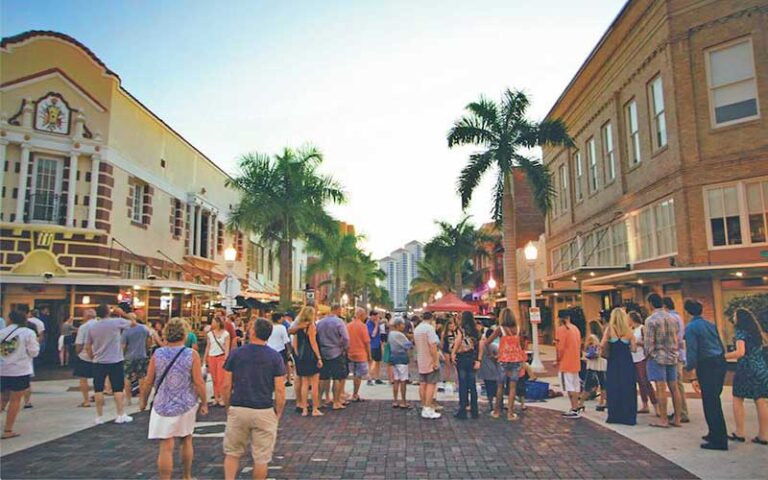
379,241,424,311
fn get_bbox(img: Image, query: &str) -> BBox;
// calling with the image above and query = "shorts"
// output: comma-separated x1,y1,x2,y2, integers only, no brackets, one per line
350,361,369,378
561,371,581,393
73,357,94,378
319,355,348,381
0,375,31,392
392,364,409,382
500,361,522,379
93,361,125,393
371,345,382,362
124,358,149,380
646,358,677,382
585,369,606,391
223,406,279,464
419,369,441,384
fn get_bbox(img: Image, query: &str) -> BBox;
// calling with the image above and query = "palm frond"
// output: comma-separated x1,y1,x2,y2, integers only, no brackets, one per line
456,150,494,210
513,154,555,213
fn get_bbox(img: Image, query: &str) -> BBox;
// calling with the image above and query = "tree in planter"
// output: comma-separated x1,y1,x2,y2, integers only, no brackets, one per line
448,89,572,318
227,147,345,309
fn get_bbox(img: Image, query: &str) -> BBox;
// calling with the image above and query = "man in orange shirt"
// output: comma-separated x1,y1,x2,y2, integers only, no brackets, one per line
346,307,371,402
556,308,584,419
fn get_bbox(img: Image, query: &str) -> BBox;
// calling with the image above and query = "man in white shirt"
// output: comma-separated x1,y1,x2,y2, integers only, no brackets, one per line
414,312,442,419
267,313,291,367
74,308,97,407
0,310,40,438
23,308,45,409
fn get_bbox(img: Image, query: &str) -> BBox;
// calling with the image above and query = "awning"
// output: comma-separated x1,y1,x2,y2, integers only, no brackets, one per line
581,262,768,288
425,292,478,313
0,275,218,293
545,265,629,283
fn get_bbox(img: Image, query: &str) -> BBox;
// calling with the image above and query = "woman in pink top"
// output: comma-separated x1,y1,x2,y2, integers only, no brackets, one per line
484,308,527,421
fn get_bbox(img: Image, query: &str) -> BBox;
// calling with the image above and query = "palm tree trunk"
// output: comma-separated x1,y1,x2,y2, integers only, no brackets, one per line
454,268,463,298
502,173,520,321
279,239,293,310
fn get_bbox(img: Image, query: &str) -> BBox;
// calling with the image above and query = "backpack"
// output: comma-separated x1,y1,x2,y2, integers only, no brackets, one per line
498,326,526,363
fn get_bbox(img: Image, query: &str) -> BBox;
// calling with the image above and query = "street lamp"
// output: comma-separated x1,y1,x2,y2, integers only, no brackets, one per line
435,291,443,300
223,246,237,314
487,277,497,290
524,241,545,373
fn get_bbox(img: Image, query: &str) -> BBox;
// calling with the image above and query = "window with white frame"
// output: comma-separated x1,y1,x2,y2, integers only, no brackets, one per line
120,262,133,279
558,163,569,213
587,137,599,193
551,239,579,274
629,198,677,262
131,184,145,223
611,222,628,265
707,38,759,127
625,100,641,165
30,156,64,223
601,122,616,182
595,227,612,266
574,151,583,201
705,179,768,247
582,233,595,267
649,76,667,149
134,264,147,279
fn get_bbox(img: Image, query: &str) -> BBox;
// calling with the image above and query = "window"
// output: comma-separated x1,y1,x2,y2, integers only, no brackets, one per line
121,263,132,279
558,164,569,213
595,228,612,266
707,186,742,246
746,181,768,243
611,222,628,266
705,179,768,247
173,199,183,238
267,249,274,281
551,239,579,274
625,100,641,165
247,241,261,273
30,157,64,223
134,264,147,279
573,151,583,201
587,138,599,193
707,38,759,127
629,198,677,262
601,122,616,182
649,76,667,149
216,221,224,255
131,184,145,223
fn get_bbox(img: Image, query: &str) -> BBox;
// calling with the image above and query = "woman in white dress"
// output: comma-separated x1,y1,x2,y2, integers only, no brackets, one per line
140,318,207,480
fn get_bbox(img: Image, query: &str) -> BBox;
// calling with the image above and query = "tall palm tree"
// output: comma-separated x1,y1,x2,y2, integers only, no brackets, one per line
344,251,386,305
227,146,345,309
448,89,572,316
305,227,360,303
423,216,491,296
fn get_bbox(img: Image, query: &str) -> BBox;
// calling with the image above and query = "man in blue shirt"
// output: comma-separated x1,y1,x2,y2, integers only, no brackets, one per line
683,299,727,451
366,311,383,386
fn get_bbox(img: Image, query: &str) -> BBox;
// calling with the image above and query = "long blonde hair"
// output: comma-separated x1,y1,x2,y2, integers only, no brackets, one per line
296,306,316,328
609,308,632,338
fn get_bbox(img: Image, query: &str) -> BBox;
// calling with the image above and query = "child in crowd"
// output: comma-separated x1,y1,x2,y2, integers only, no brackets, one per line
584,333,608,411
515,361,537,411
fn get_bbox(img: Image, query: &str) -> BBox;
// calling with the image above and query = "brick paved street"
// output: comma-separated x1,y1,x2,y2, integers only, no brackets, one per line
1,400,695,480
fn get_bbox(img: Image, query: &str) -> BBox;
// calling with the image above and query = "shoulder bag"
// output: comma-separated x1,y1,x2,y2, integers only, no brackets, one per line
150,347,187,411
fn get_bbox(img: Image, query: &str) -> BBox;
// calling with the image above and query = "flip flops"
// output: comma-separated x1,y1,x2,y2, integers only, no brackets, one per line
649,423,670,428
2,430,20,439
728,433,746,442
752,437,768,445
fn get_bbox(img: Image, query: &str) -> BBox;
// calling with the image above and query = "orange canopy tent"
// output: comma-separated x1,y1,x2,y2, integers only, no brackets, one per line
424,292,478,313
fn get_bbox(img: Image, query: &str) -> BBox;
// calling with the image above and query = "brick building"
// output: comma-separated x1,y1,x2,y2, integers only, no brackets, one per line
0,32,303,337
540,0,768,344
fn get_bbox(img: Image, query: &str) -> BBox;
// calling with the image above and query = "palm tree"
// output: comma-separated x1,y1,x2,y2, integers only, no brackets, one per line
447,89,572,316
423,216,491,296
344,252,386,306
305,227,360,303
227,146,345,309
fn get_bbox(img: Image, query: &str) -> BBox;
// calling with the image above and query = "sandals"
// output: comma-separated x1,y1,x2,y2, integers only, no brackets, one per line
77,403,91,408
2,430,20,439
752,437,768,445
728,433,746,442
507,413,519,421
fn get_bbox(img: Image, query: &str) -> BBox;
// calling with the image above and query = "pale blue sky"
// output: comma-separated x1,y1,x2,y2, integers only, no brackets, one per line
2,0,626,258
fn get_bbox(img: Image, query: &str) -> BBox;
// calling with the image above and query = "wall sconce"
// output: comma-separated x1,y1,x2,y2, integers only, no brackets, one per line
82,295,91,305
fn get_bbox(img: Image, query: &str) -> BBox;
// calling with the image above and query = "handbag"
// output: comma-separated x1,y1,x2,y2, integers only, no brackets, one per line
149,347,187,411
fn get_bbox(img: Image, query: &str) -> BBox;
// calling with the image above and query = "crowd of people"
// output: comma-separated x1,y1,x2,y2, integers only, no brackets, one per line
1,293,767,478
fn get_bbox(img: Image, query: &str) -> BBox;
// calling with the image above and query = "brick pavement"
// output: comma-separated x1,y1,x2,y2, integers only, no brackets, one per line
1,401,696,479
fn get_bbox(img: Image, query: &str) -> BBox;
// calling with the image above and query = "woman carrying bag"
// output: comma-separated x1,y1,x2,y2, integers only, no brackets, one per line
140,318,208,480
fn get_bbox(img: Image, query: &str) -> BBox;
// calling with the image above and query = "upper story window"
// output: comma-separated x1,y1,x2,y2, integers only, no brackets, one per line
706,38,759,127
628,198,677,262
610,222,628,266
247,240,261,274
625,100,641,165
649,76,667,149
586,137,599,193
550,238,579,275
573,151,583,202
29,156,64,224
601,122,616,182
705,179,768,248
558,163,569,213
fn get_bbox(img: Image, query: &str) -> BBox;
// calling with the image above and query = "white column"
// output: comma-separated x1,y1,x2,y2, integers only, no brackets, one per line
0,140,7,209
195,205,202,257
187,202,194,256
15,143,31,221
87,154,100,229
66,151,79,227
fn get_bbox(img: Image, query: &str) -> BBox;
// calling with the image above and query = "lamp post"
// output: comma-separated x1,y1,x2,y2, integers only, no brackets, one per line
223,246,238,314
524,241,545,373
434,290,443,301
486,277,497,313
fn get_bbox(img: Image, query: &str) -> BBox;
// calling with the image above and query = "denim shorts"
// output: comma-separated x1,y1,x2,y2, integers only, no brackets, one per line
350,361,369,378
499,361,522,379
646,358,677,382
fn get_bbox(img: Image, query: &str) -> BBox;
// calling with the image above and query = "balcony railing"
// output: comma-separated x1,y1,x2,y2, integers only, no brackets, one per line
25,193,67,225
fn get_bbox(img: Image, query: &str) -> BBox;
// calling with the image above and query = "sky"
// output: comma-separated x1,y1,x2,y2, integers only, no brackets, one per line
2,0,626,259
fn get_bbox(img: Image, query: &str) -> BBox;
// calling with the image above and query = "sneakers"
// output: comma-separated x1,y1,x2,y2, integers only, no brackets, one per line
563,409,582,419
366,380,374,386
94,416,105,425
375,379,384,385
115,414,134,424
421,407,442,419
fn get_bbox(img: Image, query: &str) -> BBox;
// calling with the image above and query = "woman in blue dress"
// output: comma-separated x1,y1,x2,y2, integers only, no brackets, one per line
601,308,638,425
725,308,768,445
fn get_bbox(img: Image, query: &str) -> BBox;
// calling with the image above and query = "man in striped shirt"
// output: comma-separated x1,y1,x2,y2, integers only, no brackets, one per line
645,293,683,428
